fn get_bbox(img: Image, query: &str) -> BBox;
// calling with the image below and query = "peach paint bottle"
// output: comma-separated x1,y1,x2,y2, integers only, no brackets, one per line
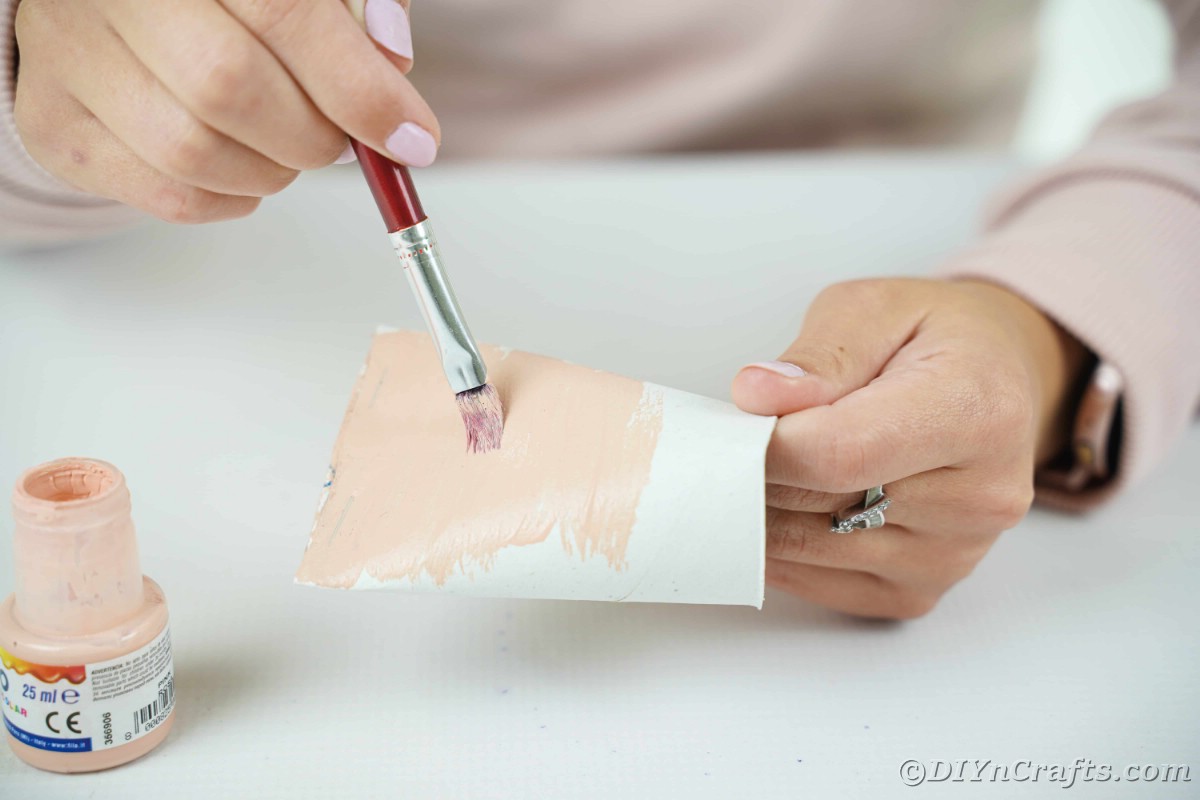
0,458,175,773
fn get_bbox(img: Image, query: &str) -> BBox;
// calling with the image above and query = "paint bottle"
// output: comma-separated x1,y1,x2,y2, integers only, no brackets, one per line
0,458,175,773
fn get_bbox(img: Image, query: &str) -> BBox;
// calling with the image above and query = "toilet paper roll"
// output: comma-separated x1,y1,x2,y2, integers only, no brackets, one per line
296,330,776,607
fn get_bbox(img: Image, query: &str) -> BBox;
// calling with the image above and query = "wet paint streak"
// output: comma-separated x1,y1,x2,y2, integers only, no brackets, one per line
296,331,664,587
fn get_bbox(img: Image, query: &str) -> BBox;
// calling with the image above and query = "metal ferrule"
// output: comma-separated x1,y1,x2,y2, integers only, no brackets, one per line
389,220,487,394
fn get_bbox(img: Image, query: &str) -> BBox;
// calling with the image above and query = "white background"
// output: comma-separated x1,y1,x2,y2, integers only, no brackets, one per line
1,156,1197,798
1017,0,1172,159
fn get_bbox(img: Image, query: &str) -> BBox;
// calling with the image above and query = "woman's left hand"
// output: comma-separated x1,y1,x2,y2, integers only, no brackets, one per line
731,278,1088,619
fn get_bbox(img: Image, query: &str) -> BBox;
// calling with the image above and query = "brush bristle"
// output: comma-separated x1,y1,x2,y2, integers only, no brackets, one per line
456,384,504,453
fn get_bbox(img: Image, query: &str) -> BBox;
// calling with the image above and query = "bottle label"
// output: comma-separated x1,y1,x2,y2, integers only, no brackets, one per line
0,625,174,753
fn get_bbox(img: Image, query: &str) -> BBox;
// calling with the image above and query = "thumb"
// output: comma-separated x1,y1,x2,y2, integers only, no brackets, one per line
731,280,923,416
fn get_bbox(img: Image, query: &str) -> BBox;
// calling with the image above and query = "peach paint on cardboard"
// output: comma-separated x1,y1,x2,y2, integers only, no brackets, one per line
297,330,663,588
296,331,776,607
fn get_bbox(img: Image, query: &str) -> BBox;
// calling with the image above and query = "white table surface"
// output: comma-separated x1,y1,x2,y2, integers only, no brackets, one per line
1,155,1196,799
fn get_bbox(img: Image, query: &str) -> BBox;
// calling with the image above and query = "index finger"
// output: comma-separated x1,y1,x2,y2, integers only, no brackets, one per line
345,0,416,73
109,0,348,170
225,0,439,166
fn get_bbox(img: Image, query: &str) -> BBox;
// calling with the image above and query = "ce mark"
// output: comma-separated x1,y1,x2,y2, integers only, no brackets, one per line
46,711,82,735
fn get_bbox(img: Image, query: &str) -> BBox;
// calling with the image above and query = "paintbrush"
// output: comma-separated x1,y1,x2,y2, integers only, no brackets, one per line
350,140,503,453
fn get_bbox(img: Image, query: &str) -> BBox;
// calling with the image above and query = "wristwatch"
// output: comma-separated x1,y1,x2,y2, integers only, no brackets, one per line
1038,362,1124,492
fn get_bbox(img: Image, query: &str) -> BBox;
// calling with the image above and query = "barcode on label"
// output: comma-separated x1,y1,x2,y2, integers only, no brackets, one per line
132,676,175,735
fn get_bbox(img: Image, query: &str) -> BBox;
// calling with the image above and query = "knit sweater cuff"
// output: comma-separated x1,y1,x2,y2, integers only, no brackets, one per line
936,175,1200,509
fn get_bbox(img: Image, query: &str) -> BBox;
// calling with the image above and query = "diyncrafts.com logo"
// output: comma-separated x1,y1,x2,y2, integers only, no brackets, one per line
899,758,1191,789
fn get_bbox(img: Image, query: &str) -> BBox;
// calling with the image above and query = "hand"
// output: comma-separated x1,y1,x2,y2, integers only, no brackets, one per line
14,0,436,223
731,278,1088,619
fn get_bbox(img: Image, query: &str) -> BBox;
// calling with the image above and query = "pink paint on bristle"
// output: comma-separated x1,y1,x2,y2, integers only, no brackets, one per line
457,384,504,453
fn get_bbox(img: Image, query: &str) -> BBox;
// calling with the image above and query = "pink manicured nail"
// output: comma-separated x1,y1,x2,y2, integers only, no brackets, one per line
385,122,437,167
364,0,413,59
747,361,807,378
334,142,357,164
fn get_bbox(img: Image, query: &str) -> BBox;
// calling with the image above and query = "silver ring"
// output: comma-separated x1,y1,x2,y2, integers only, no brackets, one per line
830,485,890,534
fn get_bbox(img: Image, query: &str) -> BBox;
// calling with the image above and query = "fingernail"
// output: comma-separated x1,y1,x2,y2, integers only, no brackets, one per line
746,361,807,378
334,142,357,164
364,0,413,59
385,122,437,167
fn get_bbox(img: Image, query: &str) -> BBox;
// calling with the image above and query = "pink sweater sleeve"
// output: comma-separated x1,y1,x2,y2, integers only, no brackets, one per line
936,1,1200,506
0,0,143,244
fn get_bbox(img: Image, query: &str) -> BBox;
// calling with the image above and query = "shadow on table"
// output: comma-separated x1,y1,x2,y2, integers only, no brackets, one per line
167,648,275,742
514,585,896,644
429,587,899,685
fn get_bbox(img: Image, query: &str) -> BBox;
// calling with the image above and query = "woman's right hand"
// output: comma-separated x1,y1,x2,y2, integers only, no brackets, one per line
13,0,437,223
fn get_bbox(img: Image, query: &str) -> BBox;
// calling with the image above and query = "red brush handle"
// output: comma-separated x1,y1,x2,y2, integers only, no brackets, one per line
350,139,426,233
